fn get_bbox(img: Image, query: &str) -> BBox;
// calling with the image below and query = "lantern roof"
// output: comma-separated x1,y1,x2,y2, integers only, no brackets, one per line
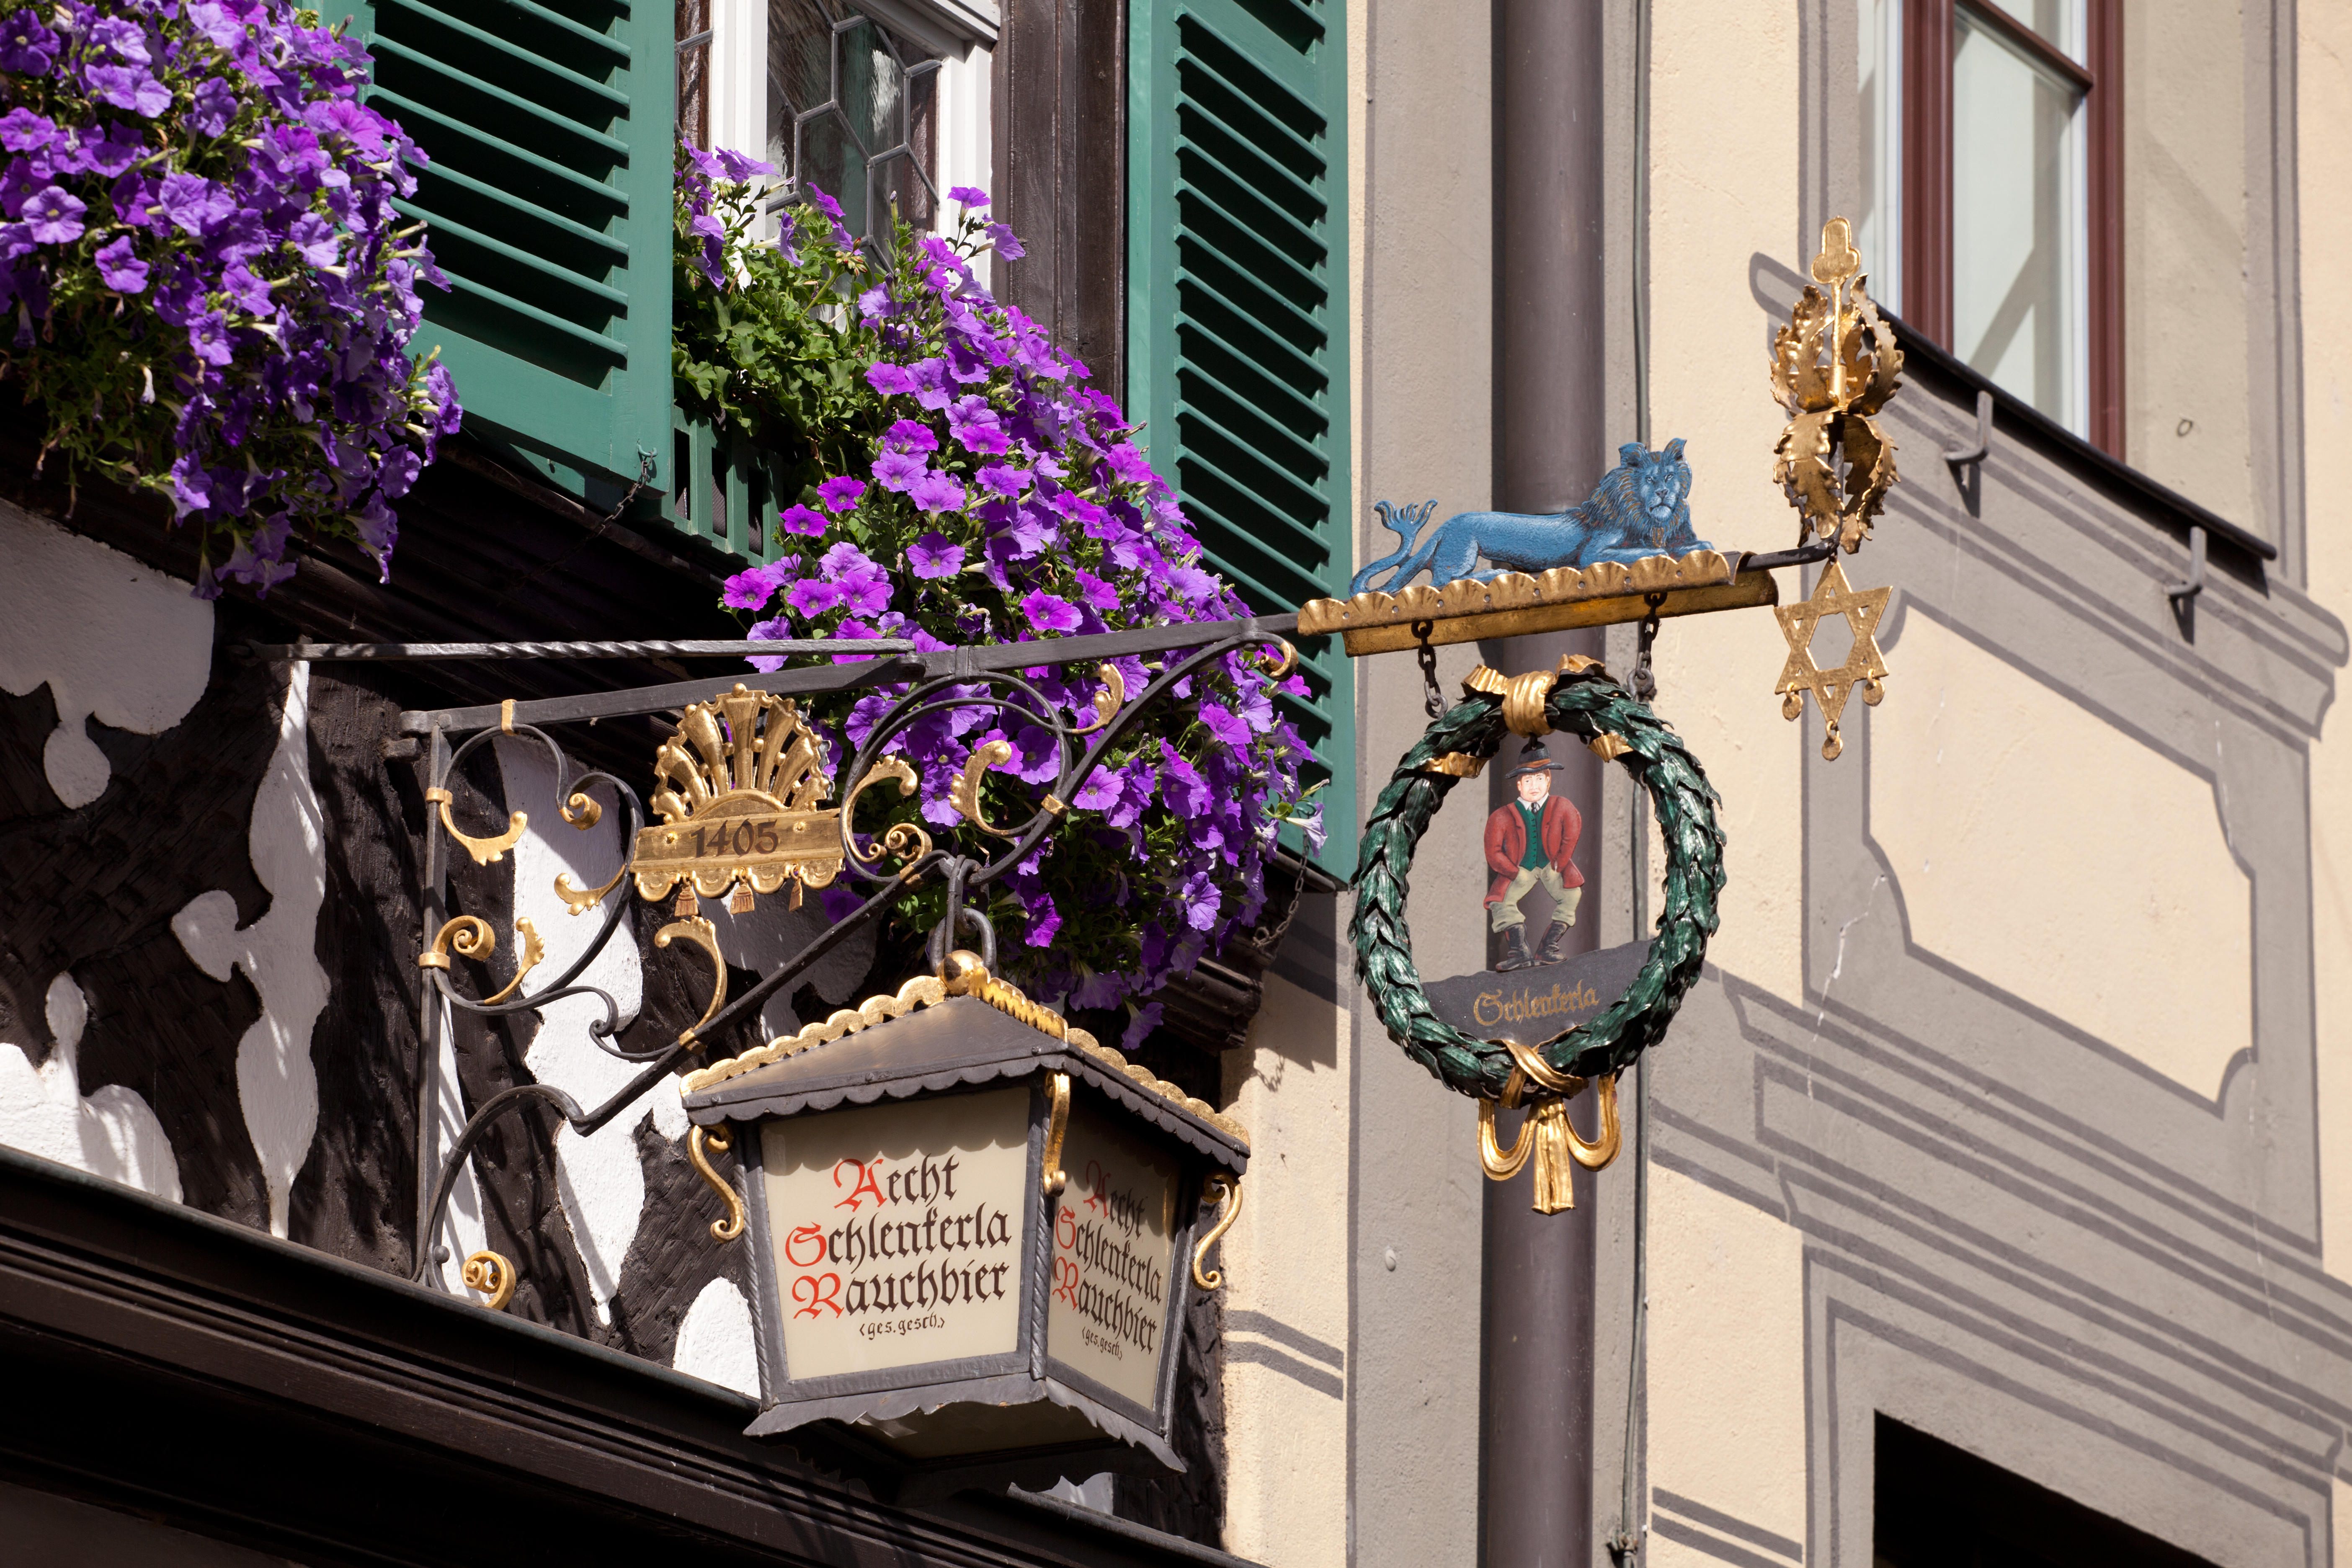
680,957,1250,1172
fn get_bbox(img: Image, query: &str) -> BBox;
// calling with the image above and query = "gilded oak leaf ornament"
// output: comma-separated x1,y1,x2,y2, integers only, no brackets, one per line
1771,217,1904,553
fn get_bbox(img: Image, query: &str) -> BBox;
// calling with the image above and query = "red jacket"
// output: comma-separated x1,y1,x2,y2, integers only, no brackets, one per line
1483,795,1584,903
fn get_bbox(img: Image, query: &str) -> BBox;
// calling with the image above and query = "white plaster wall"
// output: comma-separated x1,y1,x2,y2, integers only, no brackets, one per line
1644,1166,1808,1565
1645,0,1805,1006
493,737,664,1324
674,1275,762,1396
0,502,211,809
0,972,180,1203
2301,0,2352,1286
1220,974,1349,1568
173,664,330,1238
2124,0,2253,527
1869,612,2252,1093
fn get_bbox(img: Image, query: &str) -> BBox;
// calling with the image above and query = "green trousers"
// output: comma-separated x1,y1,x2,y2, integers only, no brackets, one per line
1489,866,1581,932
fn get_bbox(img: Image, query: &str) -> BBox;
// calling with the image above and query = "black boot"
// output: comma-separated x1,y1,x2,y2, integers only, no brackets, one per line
1494,926,1533,972
1535,920,1570,965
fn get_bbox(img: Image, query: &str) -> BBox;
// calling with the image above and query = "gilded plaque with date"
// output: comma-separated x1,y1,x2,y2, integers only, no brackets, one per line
632,683,848,913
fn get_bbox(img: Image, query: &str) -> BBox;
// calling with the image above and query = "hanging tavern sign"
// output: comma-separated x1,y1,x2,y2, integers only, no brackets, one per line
1315,219,1908,1212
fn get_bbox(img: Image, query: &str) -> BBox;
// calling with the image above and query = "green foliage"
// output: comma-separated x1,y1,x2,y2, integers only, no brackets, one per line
670,161,886,510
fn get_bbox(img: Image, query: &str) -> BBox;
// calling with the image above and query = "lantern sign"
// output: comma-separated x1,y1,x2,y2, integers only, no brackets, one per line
679,952,1246,1485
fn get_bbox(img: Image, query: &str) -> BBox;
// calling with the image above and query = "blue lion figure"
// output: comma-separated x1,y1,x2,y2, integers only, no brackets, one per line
1350,438,1710,596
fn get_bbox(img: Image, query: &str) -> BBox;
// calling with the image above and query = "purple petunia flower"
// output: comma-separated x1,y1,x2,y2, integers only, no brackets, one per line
190,75,240,137
908,471,966,513
186,309,234,366
187,0,245,47
786,577,846,617
871,449,926,492
984,221,1026,261
1072,567,1120,612
89,17,152,64
947,185,988,208
1197,702,1251,750
1021,590,1082,635
94,235,147,291
779,502,827,536
714,147,775,181
158,172,232,236
866,361,916,396
723,560,795,610
1104,441,1154,485
976,461,1029,498
0,109,53,153
19,186,81,244
0,9,56,74
947,396,1009,455
907,531,965,578
84,123,146,178
885,416,939,453
287,211,342,266
817,475,866,514
223,263,273,315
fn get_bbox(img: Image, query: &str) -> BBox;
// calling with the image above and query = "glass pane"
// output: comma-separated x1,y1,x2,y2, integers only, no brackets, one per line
1952,5,2086,430
2006,0,2081,61
767,1,940,248
1855,0,1900,311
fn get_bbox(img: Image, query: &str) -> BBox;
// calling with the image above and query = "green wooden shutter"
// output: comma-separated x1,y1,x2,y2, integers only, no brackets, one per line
338,0,673,502
1129,0,1354,866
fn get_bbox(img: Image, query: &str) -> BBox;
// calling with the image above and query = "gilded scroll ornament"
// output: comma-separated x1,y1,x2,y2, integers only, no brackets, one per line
1771,216,1905,554
424,786,526,867
1772,557,1890,760
841,754,933,874
461,1249,516,1310
1068,663,1129,737
655,916,729,1037
632,684,846,912
949,738,1018,838
687,1124,745,1242
1192,1175,1242,1289
480,917,544,1006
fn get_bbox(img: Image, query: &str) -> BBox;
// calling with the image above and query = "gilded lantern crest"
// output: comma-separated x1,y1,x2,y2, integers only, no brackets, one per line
633,684,843,913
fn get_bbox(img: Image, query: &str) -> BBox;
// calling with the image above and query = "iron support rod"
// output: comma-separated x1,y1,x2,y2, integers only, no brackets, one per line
395,612,1304,732
253,638,917,662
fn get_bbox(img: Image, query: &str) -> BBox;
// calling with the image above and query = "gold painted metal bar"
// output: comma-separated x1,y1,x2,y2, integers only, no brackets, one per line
1337,572,1779,656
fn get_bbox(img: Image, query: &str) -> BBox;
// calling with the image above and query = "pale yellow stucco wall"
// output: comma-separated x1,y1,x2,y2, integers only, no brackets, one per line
2300,2,2352,1285
1869,612,2251,1094
2124,0,2253,526
1645,1166,1809,1564
1220,975,1350,1568
1645,0,1806,1005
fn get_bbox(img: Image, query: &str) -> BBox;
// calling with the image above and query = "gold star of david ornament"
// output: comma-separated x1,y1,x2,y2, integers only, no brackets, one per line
1774,558,1890,760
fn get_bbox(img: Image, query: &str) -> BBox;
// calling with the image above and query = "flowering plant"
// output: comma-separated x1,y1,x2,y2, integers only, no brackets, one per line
672,140,882,505
0,0,459,596
679,150,1323,1032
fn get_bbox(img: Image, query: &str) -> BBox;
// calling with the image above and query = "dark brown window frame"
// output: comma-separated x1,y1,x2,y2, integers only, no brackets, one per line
1900,0,2123,454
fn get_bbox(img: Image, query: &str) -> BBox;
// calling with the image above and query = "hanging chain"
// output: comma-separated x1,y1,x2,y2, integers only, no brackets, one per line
1413,621,1445,718
1631,593,1668,702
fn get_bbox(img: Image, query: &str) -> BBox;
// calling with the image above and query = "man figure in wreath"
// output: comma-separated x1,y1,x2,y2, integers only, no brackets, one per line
1485,738,1583,971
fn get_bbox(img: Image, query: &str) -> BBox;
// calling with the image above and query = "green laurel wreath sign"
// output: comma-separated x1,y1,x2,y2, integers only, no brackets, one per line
1347,667,1727,1099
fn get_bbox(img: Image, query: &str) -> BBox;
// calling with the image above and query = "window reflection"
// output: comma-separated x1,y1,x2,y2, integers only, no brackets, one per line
767,0,941,246
1952,3,2087,431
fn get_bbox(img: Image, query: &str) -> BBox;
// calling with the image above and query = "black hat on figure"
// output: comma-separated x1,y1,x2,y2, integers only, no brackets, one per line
1505,738,1567,780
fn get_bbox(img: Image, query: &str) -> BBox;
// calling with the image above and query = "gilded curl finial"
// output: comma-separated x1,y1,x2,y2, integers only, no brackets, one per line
1771,216,1904,554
